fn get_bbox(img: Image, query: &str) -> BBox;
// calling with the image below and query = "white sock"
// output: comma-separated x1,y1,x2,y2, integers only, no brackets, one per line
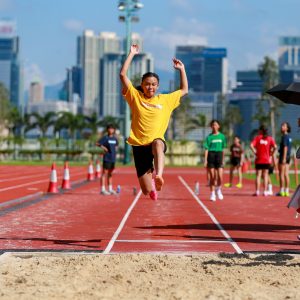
268,184,272,192
101,186,106,192
280,187,285,193
109,185,113,191
256,190,260,195
285,188,289,193
216,186,221,192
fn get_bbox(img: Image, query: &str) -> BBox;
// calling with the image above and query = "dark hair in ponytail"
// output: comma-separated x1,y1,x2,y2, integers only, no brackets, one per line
259,124,268,138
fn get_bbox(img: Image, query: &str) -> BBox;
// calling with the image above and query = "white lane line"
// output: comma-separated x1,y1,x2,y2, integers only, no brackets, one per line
0,171,86,192
103,190,142,254
0,170,87,183
178,176,244,254
116,239,229,243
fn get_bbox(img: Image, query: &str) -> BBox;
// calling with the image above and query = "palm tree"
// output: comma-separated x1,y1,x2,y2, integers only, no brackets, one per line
172,97,194,140
0,82,10,135
258,56,281,138
30,111,56,139
85,112,102,136
55,111,86,147
99,115,121,131
187,113,207,141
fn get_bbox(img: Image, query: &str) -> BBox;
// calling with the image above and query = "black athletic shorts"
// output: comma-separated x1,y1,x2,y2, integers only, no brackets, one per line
278,155,290,164
255,163,270,170
230,157,241,167
207,151,223,169
103,161,115,170
269,165,274,174
132,139,167,178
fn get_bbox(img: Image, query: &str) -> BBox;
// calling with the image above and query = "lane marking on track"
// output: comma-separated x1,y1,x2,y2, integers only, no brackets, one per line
116,239,229,243
0,170,87,183
0,171,86,192
103,190,142,254
178,176,244,254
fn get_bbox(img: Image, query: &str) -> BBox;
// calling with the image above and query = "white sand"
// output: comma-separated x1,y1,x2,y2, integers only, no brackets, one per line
0,252,299,300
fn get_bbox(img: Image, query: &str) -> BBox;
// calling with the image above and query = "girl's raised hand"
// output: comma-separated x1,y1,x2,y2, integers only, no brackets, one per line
173,58,184,70
130,44,139,55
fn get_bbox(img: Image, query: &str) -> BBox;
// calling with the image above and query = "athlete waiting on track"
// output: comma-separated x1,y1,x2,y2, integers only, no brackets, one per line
224,135,244,189
96,124,119,195
204,120,227,202
277,122,292,197
250,125,277,196
120,44,188,200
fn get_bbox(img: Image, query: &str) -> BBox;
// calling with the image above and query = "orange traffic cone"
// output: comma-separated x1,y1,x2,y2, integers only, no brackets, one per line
47,162,59,193
61,161,71,189
87,160,95,181
95,159,101,178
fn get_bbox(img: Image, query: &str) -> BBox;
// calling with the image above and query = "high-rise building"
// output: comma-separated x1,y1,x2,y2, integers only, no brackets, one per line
279,36,300,83
0,19,23,109
29,81,44,103
76,30,121,114
175,46,228,94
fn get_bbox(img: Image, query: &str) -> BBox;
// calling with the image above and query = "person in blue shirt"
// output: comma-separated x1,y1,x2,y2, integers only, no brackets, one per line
96,124,119,195
277,122,292,197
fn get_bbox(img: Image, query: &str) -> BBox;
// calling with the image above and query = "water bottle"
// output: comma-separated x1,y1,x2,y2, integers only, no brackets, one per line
194,181,200,195
133,187,137,196
116,185,121,194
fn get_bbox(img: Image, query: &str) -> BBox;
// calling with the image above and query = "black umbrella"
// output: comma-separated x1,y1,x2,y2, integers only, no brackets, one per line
266,82,300,105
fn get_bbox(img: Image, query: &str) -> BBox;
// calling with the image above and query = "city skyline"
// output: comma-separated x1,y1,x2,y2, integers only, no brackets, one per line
1,0,300,89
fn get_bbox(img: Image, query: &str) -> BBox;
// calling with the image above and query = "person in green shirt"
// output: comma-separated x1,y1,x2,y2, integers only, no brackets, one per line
204,120,227,201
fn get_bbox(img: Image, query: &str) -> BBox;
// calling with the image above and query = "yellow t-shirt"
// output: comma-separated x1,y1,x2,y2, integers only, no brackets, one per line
123,82,181,146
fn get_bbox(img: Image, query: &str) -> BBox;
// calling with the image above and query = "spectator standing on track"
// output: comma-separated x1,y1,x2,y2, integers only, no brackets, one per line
224,136,244,188
250,125,277,196
119,44,188,200
96,124,119,195
276,122,292,197
204,120,227,201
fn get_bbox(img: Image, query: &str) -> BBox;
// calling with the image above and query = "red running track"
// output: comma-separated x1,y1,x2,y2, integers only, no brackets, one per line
0,165,299,254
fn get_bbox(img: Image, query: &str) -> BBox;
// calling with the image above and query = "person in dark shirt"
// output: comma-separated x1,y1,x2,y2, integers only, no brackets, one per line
96,124,119,195
276,122,292,197
224,136,244,188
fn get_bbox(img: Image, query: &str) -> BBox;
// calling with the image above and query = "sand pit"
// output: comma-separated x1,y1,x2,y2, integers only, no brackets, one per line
0,252,299,299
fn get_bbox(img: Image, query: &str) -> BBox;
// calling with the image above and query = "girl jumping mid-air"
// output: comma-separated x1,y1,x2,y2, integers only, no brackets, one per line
120,44,188,200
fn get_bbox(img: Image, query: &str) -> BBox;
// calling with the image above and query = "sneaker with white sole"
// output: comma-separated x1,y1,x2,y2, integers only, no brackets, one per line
101,190,110,195
217,189,224,200
210,192,216,202
263,190,269,196
109,189,117,195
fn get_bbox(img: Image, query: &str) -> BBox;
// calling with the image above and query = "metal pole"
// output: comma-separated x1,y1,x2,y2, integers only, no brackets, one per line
123,0,132,164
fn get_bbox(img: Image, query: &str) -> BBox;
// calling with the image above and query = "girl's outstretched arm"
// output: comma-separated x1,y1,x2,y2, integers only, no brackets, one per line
173,58,188,97
120,44,139,91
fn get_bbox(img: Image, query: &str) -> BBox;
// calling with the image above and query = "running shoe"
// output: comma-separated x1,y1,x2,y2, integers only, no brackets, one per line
155,175,164,191
210,192,216,202
285,192,290,197
252,192,259,196
224,183,232,188
101,190,110,195
109,189,118,195
263,190,269,197
149,190,158,200
236,183,243,188
276,191,285,197
216,189,224,200
149,179,158,200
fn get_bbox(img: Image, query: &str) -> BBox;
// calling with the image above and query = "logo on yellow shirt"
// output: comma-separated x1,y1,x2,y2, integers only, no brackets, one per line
141,101,163,110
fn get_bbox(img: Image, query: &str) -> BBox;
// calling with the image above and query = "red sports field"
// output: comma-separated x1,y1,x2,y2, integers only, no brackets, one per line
0,164,299,255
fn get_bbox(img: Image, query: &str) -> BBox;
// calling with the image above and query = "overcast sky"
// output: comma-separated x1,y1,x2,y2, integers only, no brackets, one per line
1,0,300,88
